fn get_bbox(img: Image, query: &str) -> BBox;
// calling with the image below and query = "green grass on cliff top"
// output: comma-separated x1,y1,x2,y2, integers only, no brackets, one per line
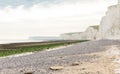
90,25,99,30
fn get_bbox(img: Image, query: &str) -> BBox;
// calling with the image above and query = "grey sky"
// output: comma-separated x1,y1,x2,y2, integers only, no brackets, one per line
0,0,117,39
0,0,116,8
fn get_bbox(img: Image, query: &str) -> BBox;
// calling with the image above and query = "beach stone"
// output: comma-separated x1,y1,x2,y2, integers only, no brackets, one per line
50,66,64,70
24,71,34,74
71,62,79,66
21,67,35,74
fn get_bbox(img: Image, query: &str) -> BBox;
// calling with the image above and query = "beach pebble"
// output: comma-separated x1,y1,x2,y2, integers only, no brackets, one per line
71,62,79,66
50,66,64,70
21,67,35,74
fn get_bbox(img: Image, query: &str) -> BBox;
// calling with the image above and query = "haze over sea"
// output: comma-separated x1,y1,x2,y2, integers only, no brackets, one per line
0,39,43,44
0,0,117,44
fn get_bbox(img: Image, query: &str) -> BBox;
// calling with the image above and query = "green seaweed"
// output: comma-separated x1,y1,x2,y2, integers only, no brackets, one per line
0,40,88,57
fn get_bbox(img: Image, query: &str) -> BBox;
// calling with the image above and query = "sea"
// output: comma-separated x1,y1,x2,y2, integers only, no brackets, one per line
0,39,43,44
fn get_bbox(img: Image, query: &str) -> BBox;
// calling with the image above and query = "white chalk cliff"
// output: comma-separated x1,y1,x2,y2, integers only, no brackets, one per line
79,26,98,40
60,26,99,40
61,0,120,40
97,0,120,39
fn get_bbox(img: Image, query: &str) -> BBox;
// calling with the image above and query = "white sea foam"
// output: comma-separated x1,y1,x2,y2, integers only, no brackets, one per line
0,52,33,59
46,44,73,51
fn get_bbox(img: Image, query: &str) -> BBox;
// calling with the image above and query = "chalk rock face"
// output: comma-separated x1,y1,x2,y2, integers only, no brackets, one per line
61,1,120,40
119,0,120,4
60,26,99,40
98,3,120,39
60,32,82,40
81,26,99,40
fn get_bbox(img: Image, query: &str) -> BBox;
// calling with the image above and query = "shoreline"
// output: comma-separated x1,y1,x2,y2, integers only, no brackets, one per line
0,44,74,59
0,40,84,58
0,52,33,59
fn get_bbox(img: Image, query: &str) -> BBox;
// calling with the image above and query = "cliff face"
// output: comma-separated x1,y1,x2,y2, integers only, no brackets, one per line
97,4,120,39
60,32,82,40
60,26,99,40
61,1,120,40
84,26,99,40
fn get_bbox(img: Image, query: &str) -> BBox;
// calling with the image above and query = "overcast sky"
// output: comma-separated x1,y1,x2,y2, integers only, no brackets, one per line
0,0,117,39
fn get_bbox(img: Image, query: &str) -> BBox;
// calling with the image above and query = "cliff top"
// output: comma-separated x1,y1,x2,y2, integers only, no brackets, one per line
90,25,99,30
64,32,82,35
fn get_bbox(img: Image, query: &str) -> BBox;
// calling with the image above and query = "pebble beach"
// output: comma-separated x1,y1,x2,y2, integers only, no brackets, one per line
0,40,120,74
